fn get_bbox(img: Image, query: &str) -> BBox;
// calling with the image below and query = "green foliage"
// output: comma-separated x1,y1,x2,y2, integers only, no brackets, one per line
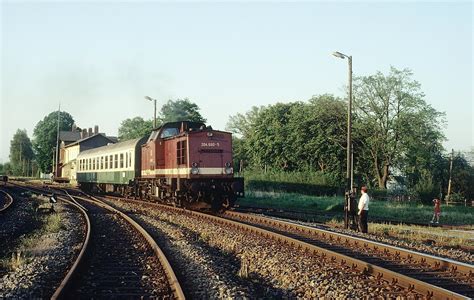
118,117,153,141
159,98,206,123
33,110,75,173
353,67,446,189
449,152,474,200
244,169,341,196
9,129,35,176
412,171,438,204
227,95,347,182
237,191,474,225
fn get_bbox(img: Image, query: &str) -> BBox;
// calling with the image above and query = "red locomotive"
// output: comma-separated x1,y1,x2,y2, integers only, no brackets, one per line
77,121,244,211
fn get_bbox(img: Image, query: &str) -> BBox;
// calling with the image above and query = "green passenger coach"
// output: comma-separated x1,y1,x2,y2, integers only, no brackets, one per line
76,137,147,193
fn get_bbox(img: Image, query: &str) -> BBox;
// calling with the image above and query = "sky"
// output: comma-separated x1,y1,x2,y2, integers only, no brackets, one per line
1,1,472,163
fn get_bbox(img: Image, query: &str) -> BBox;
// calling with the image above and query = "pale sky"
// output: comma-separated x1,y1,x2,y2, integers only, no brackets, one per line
1,1,473,163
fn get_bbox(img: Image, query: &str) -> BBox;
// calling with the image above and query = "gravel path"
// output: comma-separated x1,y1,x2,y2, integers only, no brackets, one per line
101,199,411,298
0,200,84,298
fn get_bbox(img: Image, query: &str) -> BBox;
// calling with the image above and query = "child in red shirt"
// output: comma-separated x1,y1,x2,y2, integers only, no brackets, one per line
430,198,441,224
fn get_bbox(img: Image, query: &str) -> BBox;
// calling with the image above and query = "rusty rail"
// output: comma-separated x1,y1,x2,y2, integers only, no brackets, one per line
51,194,91,300
0,189,14,212
225,210,473,299
100,196,470,299
79,195,185,300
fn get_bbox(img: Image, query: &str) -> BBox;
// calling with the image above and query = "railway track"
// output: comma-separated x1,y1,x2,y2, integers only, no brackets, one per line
224,211,474,299
0,189,14,212
58,195,182,298
7,183,184,299
97,194,473,299
235,205,472,230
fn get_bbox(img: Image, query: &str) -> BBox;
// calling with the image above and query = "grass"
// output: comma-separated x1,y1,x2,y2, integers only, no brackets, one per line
237,190,474,226
0,199,64,271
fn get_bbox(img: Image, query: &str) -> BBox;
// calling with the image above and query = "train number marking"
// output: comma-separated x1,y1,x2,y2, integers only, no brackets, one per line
201,142,220,147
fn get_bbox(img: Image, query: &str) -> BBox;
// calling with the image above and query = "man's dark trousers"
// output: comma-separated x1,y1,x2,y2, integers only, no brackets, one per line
359,210,368,233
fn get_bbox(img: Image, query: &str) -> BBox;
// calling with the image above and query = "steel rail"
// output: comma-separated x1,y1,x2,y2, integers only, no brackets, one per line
77,195,185,300
51,195,91,300
0,189,14,212
225,210,473,299
104,196,469,299
227,211,474,277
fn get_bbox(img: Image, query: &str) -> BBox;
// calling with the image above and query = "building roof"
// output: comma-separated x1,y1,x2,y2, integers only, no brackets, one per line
59,131,81,142
64,133,115,148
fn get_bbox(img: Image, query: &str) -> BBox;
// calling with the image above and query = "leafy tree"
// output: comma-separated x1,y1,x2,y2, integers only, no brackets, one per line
352,67,445,188
0,162,12,175
159,99,206,123
118,117,153,141
9,129,35,176
449,153,474,201
33,110,75,173
289,95,346,177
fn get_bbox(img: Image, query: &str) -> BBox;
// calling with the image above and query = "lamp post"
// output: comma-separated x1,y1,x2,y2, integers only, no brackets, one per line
332,51,354,229
144,96,157,128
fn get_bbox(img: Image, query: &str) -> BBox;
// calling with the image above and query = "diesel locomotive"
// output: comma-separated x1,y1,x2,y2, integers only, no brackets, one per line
76,121,244,211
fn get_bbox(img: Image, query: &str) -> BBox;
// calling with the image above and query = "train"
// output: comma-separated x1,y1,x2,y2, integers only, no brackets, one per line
76,121,244,211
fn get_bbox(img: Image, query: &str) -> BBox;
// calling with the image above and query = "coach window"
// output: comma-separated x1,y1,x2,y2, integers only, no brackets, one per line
92,158,95,170
101,156,104,169
109,155,113,169
129,151,132,167
105,156,108,169
120,153,124,168
125,152,128,168
114,154,118,168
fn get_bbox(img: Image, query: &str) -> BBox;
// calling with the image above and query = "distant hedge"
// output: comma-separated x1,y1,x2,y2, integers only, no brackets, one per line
246,180,342,196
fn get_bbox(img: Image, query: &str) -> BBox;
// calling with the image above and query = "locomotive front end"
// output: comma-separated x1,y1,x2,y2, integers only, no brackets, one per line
186,128,244,210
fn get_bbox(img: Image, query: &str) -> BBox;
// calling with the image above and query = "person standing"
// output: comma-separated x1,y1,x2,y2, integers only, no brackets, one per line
358,186,370,233
430,198,441,224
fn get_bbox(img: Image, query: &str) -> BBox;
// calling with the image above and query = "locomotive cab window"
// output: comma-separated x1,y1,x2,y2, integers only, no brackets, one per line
177,141,187,165
161,127,179,139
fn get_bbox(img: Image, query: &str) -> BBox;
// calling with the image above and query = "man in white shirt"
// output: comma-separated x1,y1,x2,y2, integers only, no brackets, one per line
358,186,370,233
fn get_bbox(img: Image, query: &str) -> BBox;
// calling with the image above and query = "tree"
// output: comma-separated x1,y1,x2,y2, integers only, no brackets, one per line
353,67,445,188
9,129,35,176
159,99,206,123
118,117,153,141
33,110,75,173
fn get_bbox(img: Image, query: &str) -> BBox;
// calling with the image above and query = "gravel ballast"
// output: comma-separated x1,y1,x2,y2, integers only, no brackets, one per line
101,199,411,298
0,200,84,298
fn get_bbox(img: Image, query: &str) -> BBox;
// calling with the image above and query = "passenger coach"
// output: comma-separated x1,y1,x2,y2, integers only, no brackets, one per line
76,137,147,194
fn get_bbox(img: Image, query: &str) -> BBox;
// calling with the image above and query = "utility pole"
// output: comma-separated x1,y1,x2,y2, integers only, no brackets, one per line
55,104,61,178
446,148,454,204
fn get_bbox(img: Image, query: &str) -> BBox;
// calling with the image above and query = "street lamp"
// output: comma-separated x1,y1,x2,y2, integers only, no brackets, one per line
332,51,354,229
144,96,157,129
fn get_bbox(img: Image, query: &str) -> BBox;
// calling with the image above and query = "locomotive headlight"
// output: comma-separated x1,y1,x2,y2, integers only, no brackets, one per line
225,162,231,167
191,162,199,175
207,132,213,137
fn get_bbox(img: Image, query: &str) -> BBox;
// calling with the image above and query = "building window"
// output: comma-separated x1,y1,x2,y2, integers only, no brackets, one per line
177,140,187,165
120,153,124,168
114,154,118,168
